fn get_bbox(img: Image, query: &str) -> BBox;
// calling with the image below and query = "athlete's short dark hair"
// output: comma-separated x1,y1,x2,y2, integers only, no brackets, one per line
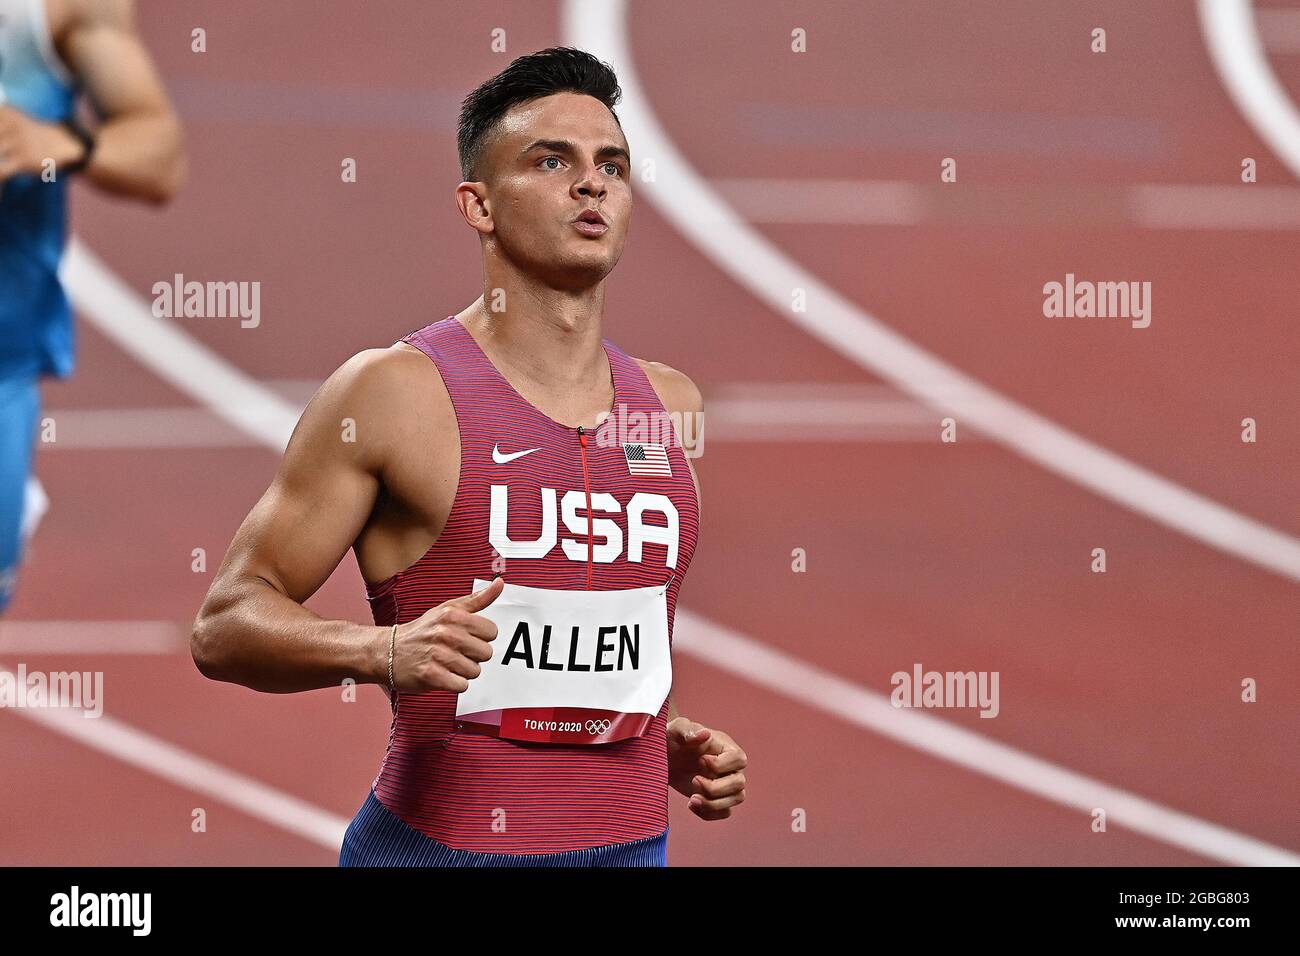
457,47,623,182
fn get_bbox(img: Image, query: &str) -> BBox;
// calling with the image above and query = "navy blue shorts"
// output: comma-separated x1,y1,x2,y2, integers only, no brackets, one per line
339,789,668,867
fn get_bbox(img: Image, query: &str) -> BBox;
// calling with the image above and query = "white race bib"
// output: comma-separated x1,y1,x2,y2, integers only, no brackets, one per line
454,579,672,744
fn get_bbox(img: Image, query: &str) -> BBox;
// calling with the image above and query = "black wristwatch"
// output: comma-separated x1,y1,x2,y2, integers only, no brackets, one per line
61,116,96,174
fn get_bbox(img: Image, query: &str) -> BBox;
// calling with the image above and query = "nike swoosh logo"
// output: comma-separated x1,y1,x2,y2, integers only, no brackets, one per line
493,444,540,464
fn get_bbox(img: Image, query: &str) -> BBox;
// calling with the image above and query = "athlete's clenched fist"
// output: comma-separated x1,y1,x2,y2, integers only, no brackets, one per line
667,717,748,821
388,576,503,693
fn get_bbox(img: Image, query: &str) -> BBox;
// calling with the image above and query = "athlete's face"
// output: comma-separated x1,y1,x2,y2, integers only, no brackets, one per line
477,92,632,288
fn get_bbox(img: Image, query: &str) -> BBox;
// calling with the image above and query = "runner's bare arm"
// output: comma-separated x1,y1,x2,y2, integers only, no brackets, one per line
55,0,185,200
191,350,402,693
643,367,745,819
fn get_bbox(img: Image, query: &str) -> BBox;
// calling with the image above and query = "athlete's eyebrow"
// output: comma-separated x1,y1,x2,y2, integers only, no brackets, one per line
521,139,631,166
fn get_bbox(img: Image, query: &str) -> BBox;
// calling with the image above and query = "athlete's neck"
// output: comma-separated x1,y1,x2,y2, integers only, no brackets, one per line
457,287,609,391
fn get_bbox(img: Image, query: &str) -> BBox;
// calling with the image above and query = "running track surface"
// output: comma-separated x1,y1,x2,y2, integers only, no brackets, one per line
2,0,1297,865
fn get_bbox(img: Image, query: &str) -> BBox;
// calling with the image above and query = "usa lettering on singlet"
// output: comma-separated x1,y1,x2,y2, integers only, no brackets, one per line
362,316,700,853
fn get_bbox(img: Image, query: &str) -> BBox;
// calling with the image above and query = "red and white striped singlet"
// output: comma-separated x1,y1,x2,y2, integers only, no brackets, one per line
364,316,701,852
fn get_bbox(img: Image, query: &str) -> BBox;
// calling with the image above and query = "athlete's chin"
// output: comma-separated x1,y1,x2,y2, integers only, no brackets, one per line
547,250,623,287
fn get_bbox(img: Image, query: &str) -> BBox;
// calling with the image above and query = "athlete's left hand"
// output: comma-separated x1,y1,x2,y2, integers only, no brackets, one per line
667,717,747,820
0,106,85,182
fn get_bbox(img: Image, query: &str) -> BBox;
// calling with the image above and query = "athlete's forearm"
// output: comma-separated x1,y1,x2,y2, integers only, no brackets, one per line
192,576,386,694
82,110,184,202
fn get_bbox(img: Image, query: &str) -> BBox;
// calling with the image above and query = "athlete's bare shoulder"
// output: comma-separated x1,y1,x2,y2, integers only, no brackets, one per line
292,342,454,472
634,358,703,501
634,358,703,418
318,343,436,404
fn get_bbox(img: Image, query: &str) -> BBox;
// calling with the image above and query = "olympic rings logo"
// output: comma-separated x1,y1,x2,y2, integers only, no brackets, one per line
585,719,611,735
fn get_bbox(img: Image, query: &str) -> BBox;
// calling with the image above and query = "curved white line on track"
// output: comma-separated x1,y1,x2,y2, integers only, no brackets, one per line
565,0,1300,585
1199,0,1300,180
60,241,299,451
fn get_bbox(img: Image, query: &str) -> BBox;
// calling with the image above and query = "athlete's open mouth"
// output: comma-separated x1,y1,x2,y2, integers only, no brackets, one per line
573,209,609,237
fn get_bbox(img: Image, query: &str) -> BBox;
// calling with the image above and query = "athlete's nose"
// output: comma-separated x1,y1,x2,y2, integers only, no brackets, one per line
573,166,608,200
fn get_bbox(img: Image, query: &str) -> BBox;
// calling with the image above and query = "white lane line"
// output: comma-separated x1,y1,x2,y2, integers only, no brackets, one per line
38,407,267,449
41,384,965,448
1129,182,1300,228
59,241,299,452
709,383,971,441
673,613,1300,866
0,661,348,850
712,178,927,225
567,0,1300,585
37,405,952,447
1199,0,1300,180
0,621,184,654
714,177,1300,230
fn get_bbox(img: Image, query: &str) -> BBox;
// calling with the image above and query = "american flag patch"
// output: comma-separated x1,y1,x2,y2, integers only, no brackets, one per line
623,442,672,478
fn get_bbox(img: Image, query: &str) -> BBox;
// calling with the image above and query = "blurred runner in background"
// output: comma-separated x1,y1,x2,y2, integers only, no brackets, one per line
0,0,184,614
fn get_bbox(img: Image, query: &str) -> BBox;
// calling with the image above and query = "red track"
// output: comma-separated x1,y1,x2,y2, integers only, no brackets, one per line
2,0,1297,865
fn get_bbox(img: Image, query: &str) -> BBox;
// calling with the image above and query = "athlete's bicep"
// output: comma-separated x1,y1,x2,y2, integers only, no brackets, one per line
217,352,394,604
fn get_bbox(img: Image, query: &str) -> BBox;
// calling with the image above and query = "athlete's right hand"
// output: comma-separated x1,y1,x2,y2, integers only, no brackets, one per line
388,576,503,692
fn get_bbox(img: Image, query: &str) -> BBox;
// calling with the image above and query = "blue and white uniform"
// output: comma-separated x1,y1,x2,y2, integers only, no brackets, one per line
0,0,76,610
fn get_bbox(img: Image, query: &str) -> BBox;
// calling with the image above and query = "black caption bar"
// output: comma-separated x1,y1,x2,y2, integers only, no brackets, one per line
0,866,1288,943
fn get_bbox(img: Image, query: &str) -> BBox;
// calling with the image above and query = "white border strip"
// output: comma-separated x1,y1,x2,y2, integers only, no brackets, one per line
565,0,1300,584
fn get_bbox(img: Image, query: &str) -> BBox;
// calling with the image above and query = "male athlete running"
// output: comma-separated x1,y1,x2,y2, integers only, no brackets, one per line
0,0,184,614
193,48,747,866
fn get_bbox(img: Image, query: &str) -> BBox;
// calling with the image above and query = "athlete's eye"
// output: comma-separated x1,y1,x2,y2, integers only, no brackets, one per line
601,162,622,177
541,156,563,170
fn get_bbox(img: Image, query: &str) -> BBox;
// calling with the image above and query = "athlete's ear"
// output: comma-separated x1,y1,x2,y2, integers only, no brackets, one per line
455,181,494,236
